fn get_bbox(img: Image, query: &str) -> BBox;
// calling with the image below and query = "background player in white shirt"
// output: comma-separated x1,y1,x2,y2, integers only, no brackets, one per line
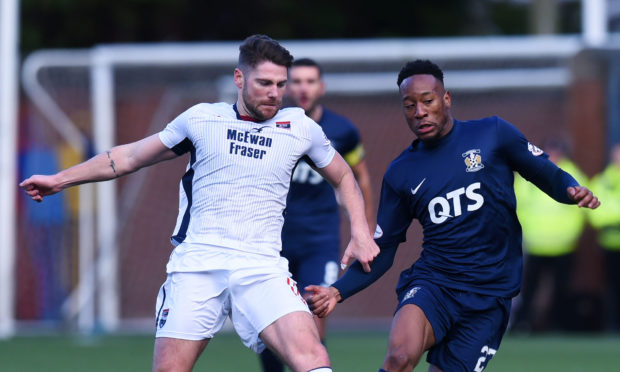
19,34,379,372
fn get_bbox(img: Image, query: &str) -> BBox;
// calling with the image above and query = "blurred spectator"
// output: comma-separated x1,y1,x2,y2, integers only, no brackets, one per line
20,146,70,320
588,143,620,332
512,138,588,332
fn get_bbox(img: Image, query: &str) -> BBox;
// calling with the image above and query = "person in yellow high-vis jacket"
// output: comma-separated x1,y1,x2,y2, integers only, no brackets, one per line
512,139,588,332
589,143,620,331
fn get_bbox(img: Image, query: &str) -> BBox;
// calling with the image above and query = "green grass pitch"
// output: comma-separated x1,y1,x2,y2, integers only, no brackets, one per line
1,331,619,371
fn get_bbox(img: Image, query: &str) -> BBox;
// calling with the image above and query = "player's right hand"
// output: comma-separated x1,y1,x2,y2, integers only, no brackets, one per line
19,175,62,202
305,285,341,318
341,235,379,273
567,185,600,209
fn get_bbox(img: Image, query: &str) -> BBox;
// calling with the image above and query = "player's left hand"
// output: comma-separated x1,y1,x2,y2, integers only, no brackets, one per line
305,285,341,318
567,186,600,209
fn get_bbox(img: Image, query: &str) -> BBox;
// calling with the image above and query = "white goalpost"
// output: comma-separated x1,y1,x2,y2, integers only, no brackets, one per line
0,0,19,339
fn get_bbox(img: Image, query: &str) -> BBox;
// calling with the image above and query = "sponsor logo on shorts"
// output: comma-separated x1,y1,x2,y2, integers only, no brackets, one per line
402,286,421,302
287,277,306,305
159,308,169,328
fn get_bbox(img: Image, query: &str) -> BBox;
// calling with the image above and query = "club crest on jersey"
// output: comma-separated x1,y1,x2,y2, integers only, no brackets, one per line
159,308,169,328
462,149,484,172
402,286,421,302
528,142,544,156
276,121,291,129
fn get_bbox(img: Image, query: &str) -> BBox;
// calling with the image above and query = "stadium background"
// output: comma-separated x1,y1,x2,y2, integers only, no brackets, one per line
14,43,617,330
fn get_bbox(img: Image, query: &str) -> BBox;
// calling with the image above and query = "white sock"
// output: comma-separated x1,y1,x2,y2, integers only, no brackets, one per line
307,368,332,372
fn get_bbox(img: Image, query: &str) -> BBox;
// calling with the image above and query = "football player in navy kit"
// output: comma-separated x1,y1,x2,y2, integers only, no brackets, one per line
306,60,600,372
259,58,374,372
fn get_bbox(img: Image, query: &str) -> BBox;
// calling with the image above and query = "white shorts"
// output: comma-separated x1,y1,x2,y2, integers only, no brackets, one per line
154,250,310,353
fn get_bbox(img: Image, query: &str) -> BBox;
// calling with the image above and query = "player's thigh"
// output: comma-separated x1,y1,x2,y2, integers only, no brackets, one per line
387,303,436,358
260,310,322,354
391,281,450,354
155,271,230,341
229,258,311,353
427,296,510,372
152,337,210,372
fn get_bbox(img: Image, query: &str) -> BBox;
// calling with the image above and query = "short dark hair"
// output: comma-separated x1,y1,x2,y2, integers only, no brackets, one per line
397,59,444,87
238,34,294,71
291,58,323,77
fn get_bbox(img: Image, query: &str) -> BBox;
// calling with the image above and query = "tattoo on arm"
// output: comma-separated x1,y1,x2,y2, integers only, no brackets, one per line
106,150,119,178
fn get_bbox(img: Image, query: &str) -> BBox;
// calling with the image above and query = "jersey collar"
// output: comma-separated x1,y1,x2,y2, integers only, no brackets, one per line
233,103,259,122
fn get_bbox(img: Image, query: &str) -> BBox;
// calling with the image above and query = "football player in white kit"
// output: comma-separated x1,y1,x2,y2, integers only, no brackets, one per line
19,34,380,372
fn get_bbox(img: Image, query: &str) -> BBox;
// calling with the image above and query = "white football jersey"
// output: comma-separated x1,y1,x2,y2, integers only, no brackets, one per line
158,103,335,272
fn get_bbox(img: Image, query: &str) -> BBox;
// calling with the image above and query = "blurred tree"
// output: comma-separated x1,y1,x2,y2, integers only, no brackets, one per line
20,0,582,53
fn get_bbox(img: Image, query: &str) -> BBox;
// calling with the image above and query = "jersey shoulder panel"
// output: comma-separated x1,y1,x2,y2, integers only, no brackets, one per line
273,107,307,123
273,107,319,139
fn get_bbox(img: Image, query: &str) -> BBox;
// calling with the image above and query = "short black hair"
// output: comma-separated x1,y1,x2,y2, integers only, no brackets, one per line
291,58,323,77
397,59,444,87
238,34,294,71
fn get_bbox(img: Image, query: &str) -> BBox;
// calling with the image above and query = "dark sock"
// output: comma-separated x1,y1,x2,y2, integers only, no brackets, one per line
259,348,284,372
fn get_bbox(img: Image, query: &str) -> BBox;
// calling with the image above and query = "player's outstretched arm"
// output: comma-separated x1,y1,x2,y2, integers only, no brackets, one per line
19,134,177,202
317,152,379,272
567,186,600,209
306,242,398,318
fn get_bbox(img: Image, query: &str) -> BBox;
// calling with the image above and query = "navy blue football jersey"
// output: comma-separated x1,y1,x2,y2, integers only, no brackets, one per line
283,108,363,244
375,116,578,298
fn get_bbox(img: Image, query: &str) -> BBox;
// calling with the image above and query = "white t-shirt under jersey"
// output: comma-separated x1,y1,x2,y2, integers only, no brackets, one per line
158,102,336,272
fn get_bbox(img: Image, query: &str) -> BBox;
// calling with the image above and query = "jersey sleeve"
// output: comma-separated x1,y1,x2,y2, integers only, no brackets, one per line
158,106,195,155
332,243,398,301
496,117,579,204
305,118,336,168
374,174,415,246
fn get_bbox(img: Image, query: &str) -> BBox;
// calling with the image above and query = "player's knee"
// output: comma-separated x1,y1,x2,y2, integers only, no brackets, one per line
384,347,418,371
152,356,180,372
281,340,329,371
301,341,330,368
308,341,329,362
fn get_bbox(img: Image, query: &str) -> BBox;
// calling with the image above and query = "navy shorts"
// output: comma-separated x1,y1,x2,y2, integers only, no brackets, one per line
281,236,340,292
396,280,511,372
